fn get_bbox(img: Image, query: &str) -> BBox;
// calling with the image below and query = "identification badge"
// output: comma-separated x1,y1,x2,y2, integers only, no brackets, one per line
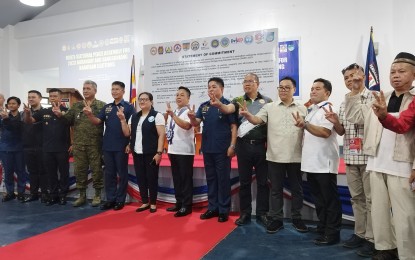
349,137,362,155
166,129,174,144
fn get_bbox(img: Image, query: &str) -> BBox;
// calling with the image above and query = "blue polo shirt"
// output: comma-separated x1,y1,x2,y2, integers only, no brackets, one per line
196,97,236,153
97,99,134,151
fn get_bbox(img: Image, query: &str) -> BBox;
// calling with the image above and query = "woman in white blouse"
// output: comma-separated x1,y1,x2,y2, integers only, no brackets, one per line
129,92,165,213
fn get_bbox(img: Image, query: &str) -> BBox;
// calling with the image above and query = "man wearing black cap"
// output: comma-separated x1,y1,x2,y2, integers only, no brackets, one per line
345,52,415,260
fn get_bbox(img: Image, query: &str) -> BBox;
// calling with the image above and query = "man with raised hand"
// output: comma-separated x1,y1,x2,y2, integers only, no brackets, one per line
230,73,272,227
53,80,106,207
323,63,375,257
209,73,272,227
188,77,237,223
24,88,71,206
22,90,48,203
293,78,342,246
83,81,134,211
165,86,195,217
347,52,415,260
235,76,308,234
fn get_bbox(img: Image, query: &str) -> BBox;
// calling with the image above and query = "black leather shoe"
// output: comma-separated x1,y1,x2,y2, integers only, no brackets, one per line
356,240,375,257
166,205,181,212
266,219,284,234
40,194,48,203
100,201,116,210
314,235,340,246
308,226,325,235
256,215,268,227
343,234,365,248
200,210,219,220
174,207,192,217
150,206,157,213
235,214,251,226
17,193,25,201
372,248,398,260
136,204,150,212
218,213,229,223
23,194,39,203
2,193,16,202
59,197,67,205
46,197,59,206
113,202,124,211
292,219,309,233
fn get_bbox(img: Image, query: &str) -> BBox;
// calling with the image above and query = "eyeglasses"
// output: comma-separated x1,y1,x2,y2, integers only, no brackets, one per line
341,63,364,74
243,80,258,84
138,98,150,102
277,86,292,92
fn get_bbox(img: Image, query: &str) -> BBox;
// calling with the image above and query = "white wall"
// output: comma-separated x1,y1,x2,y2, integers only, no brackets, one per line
0,0,134,102
133,0,405,107
0,0,414,108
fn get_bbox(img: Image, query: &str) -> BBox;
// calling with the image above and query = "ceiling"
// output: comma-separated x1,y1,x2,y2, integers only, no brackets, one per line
0,0,61,29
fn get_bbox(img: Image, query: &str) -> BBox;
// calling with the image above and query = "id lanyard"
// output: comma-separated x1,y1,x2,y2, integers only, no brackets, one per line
306,102,330,122
166,107,187,144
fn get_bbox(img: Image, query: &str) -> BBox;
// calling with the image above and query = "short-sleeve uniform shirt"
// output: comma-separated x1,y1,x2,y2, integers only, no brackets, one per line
196,97,236,153
97,99,134,151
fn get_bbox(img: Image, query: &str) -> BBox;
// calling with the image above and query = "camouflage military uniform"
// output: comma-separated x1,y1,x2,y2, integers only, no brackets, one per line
64,99,106,190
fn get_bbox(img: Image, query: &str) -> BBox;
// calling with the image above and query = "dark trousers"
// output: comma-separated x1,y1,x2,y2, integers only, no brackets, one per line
133,153,159,205
24,149,47,195
203,152,231,214
103,151,129,203
268,162,303,220
1,151,26,194
235,139,269,216
43,151,69,198
168,153,194,208
307,173,342,237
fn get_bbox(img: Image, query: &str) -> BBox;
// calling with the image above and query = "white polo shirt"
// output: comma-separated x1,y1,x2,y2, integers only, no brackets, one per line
166,107,195,155
301,101,339,174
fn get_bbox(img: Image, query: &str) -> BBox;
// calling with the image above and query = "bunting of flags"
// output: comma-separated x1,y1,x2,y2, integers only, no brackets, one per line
365,27,380,91
129,55,137,107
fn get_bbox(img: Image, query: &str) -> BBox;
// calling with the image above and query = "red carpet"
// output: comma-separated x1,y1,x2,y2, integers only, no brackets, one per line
0,204,237,260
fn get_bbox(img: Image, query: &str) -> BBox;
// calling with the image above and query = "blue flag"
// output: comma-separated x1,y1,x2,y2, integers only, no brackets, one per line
365,28,380,91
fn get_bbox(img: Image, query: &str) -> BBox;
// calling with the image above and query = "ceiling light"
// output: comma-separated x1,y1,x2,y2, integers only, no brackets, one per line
19,0,45,7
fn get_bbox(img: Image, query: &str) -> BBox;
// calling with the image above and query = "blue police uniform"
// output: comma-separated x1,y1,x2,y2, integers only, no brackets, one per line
97,99,134,204
196,97,236,214
33,106,70,203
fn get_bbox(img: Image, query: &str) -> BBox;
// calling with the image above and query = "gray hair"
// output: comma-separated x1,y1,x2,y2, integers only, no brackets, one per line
83,80,97,90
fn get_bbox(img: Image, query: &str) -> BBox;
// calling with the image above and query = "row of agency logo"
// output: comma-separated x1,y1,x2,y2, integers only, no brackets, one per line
149,32,275,55
62,35,132,52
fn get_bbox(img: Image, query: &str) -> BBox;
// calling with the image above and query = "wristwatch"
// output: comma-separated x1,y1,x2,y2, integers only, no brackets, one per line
156,151,162,155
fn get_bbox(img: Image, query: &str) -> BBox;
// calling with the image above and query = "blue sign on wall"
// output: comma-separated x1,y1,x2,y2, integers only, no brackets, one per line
278,40,300,97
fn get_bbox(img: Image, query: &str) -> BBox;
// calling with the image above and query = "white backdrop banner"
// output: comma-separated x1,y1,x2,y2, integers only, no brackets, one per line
144,29,278,111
